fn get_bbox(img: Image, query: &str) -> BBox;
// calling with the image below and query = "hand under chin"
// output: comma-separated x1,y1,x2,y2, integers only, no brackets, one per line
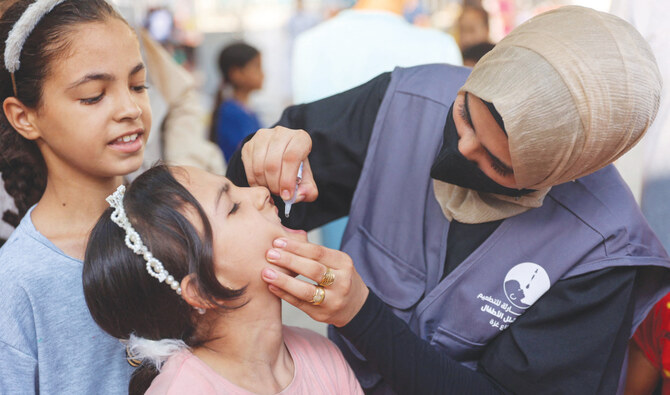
282,226,308,243
266,263,298,278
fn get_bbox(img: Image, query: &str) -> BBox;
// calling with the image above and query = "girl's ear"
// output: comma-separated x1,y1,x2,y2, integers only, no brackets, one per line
228,66,243,86
3,97,41,140
180,274,211,310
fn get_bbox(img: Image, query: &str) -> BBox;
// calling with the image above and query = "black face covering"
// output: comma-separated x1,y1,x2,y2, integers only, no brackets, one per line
430,104,535,198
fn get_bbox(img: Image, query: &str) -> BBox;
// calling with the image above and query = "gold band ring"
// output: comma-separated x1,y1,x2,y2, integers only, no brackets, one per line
318,267,335,287
311,286,326,305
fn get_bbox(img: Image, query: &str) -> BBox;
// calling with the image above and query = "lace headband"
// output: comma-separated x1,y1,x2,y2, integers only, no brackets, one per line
4,0,67,95
108,187,197,370
106,185,182,296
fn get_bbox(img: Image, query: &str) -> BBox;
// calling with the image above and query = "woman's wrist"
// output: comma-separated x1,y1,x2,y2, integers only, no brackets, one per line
336,285,370,328
336,287,378,333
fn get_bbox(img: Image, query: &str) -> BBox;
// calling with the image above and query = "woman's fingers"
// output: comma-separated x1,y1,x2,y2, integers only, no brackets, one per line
272,237,347,269
266,246,330,284
242,128,271,188
263,239,370,327
295,159,318,202
262,268,343,325
262,267,323,307
262,263,369,327
240,127,317,202
277,130,312,201
262,129,292,194
267,284,310,310
266,284,331,324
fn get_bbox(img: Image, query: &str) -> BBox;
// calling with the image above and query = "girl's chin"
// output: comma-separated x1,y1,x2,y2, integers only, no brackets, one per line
281,225,308,242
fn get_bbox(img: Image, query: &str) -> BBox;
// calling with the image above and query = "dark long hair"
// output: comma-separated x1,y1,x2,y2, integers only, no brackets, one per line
208,42,260,144
83,164,246,394
0,0,122,228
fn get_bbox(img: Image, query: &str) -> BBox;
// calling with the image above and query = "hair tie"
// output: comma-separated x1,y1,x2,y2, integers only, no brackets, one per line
4,0,67,95
122,334,189,370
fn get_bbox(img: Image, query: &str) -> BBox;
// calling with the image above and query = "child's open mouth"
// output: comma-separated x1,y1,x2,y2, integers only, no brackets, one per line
108,130,144,153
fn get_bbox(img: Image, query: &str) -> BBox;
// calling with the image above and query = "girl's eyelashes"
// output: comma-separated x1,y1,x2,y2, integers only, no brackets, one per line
132,84,149,93
228,202,240,215
80,85,147,105
80,92,104,105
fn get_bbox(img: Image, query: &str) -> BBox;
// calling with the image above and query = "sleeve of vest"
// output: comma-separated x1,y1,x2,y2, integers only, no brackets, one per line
226,73,392,231
479,266,637,394
338,291,510,395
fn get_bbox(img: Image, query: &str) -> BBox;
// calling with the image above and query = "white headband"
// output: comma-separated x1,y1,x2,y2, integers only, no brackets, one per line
4,0,67,73
106,185,182,296
4,0,67,95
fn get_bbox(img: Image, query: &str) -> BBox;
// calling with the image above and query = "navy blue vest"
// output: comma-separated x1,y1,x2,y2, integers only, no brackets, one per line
332,64,670,391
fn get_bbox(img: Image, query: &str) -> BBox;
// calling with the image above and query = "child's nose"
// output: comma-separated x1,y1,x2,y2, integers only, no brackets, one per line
250,186,270,209
114,90,142,122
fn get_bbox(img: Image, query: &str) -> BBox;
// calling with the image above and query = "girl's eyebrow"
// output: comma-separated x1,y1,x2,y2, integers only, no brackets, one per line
215,183,230,210
67,63,145,90
129,62,145,76
67,73,114,90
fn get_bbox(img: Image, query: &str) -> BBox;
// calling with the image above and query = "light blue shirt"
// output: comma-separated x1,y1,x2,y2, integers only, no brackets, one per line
292,9,463,103
0,207,132,394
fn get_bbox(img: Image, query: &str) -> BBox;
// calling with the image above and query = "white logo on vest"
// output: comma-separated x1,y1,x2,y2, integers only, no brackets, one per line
503,262,551,309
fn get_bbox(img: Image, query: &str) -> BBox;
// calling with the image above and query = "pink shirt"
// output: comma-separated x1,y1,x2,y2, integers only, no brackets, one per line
146,326,363,394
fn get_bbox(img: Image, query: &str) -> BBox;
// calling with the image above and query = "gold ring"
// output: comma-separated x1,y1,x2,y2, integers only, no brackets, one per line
318,267,335,287
311,286,325,305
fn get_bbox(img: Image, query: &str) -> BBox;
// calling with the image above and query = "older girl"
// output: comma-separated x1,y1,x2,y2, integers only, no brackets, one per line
0,0,150,392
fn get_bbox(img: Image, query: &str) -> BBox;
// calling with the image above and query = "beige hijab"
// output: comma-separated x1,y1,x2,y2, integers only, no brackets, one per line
435,5,662,223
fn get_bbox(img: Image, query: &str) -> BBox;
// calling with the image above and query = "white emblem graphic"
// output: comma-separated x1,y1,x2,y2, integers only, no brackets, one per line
503,262,550,309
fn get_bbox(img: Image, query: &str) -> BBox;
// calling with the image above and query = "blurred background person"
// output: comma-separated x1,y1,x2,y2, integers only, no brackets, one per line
292,0,462,104
285,0,323,98
136,29,226,177
403,0,432,27
120,5,225,179
461,41,495,67
287,0,322,42
210,42,265,163
292,0,462,253
456,4,490,50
